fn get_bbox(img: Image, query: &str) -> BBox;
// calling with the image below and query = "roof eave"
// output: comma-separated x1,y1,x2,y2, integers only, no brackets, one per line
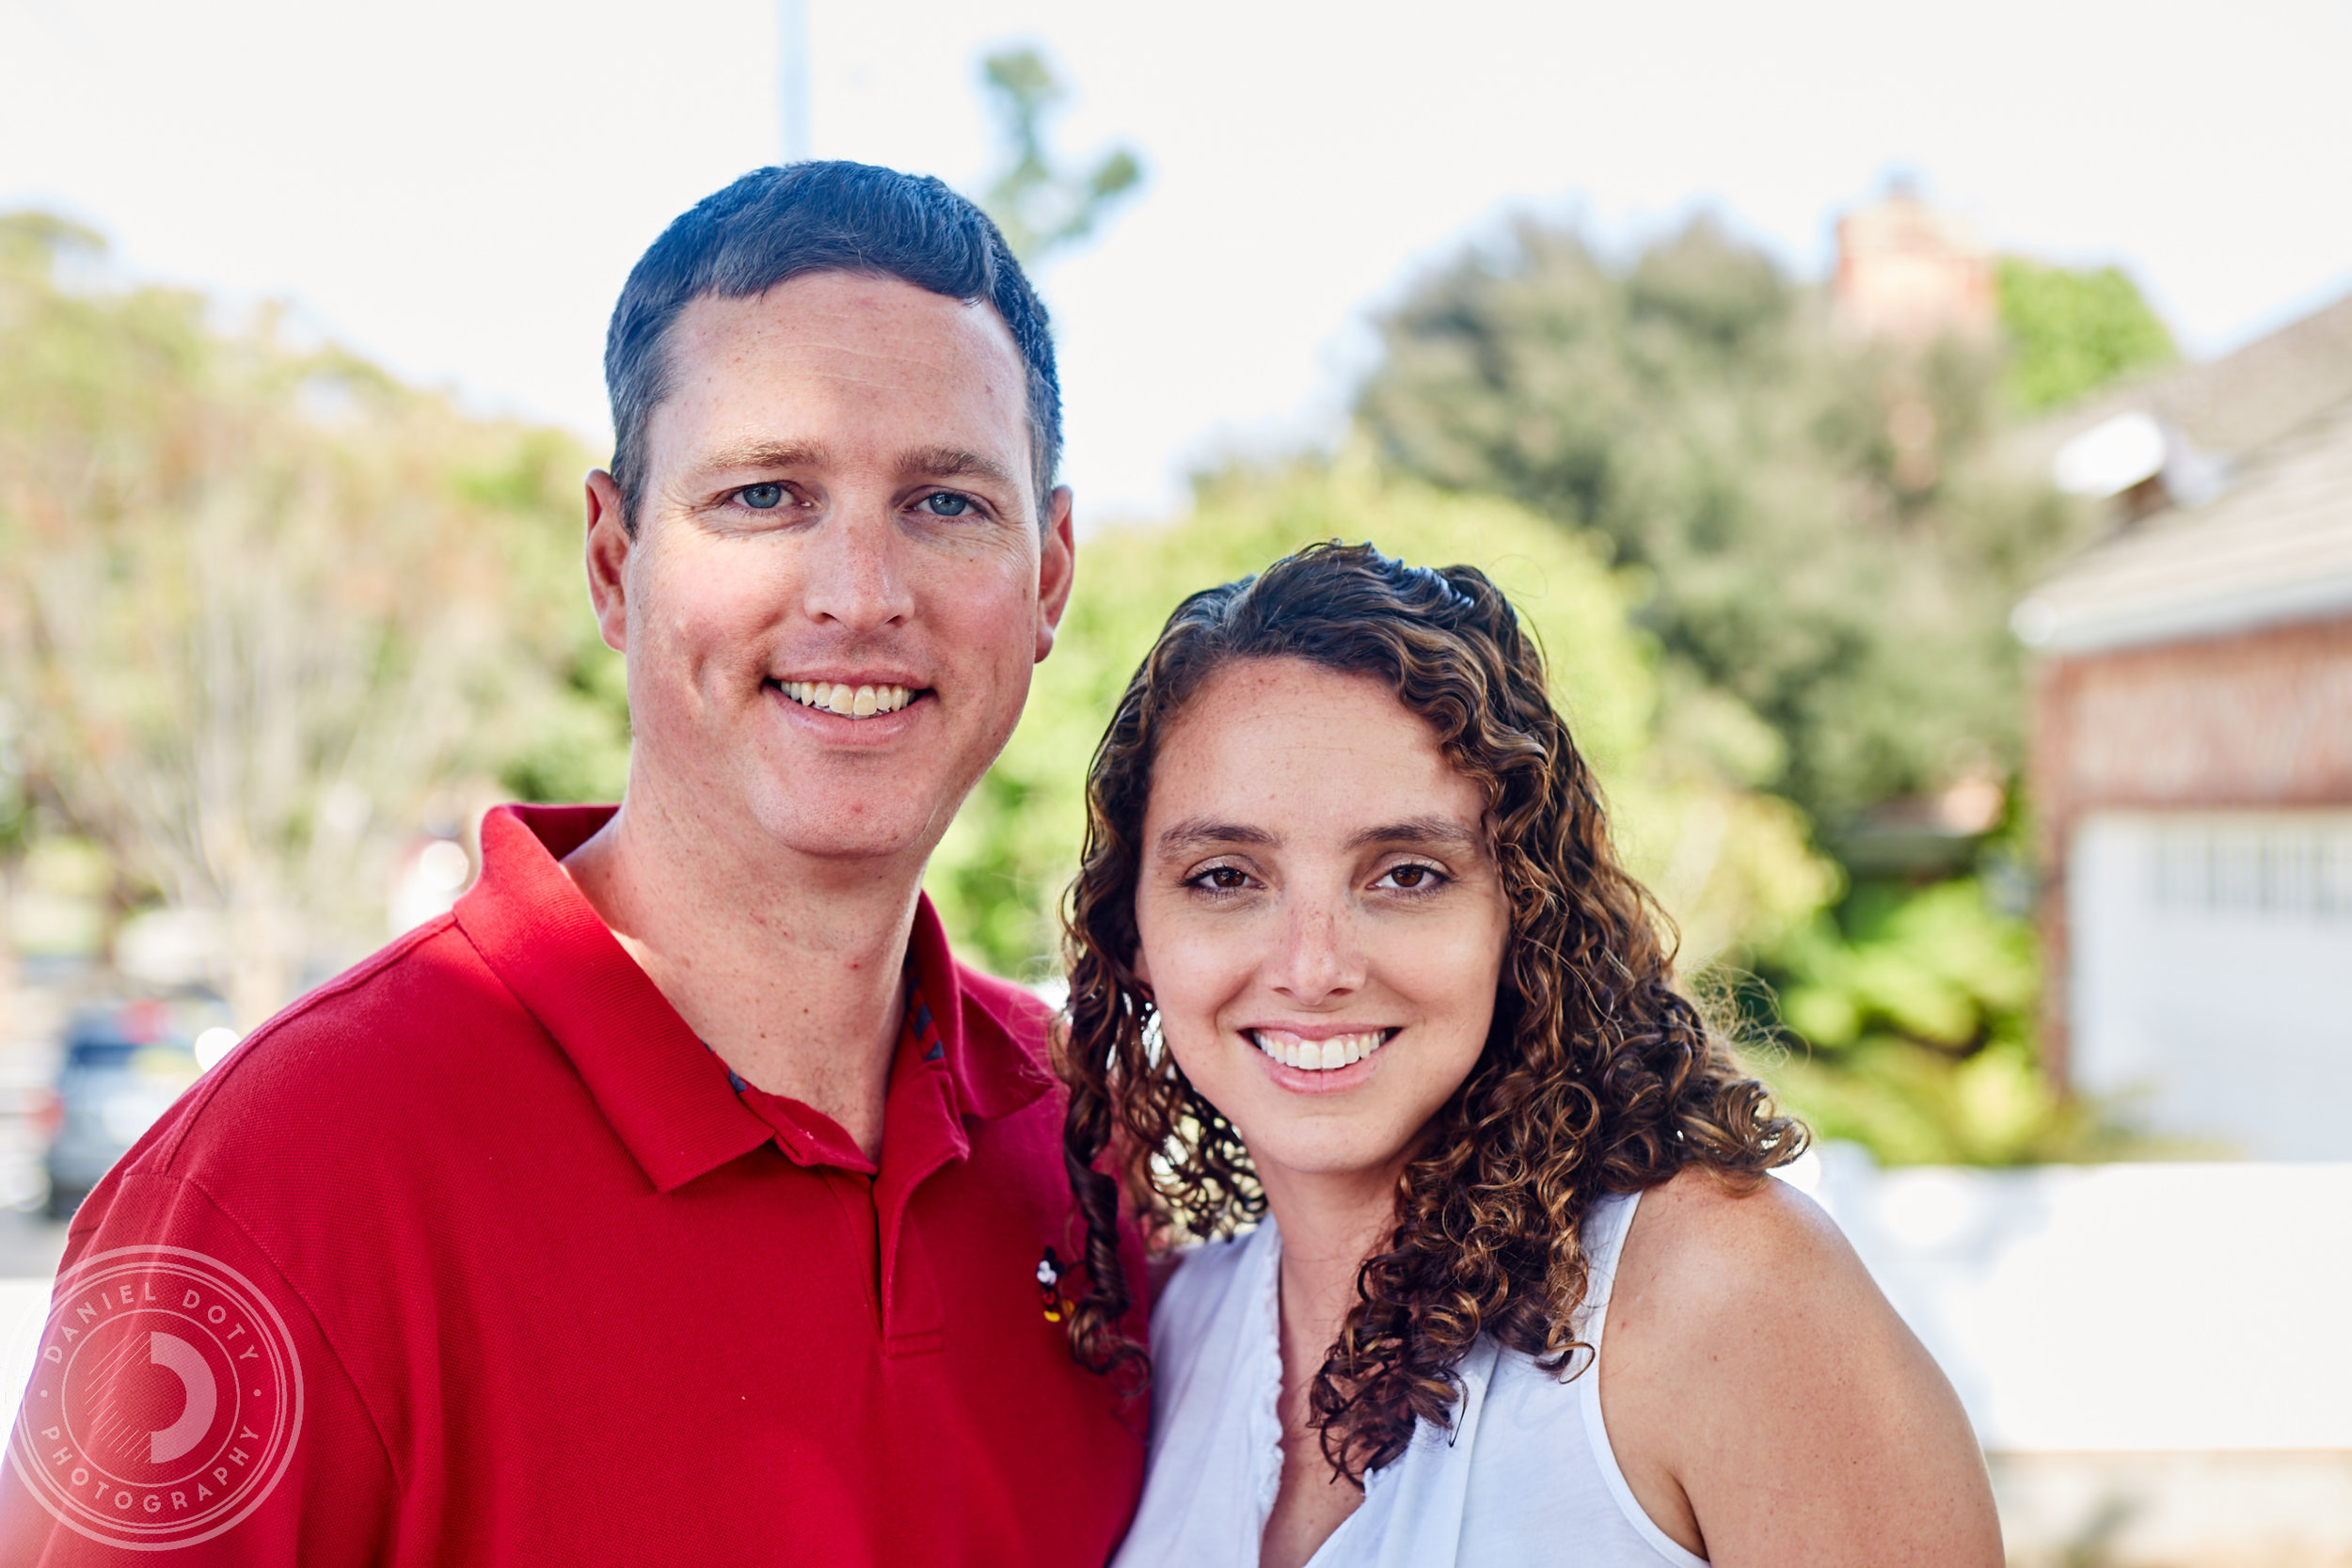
2020,572,2352,657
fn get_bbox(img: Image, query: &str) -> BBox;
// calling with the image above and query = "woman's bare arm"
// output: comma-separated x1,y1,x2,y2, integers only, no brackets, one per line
1599,1167,2003,1567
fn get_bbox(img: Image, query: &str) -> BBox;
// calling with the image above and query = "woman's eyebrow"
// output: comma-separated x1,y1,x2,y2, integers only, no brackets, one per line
1154,818,1278,856
1343,816,1483,852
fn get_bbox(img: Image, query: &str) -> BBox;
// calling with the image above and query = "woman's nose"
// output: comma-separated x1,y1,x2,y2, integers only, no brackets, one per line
1266,895,1367,1005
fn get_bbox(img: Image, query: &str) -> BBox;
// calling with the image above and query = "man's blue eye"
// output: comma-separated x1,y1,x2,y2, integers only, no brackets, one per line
740,483,785,510
922,493,972,516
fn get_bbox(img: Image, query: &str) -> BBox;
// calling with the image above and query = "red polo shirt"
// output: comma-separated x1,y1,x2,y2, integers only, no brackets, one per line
1,805,1143,1564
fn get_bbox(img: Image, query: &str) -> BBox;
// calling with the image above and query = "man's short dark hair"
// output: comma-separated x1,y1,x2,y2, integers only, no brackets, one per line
604,161,1060,530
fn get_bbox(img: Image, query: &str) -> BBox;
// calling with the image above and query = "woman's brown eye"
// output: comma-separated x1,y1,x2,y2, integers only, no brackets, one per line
1391,866,1426,887
1204,867,1247,890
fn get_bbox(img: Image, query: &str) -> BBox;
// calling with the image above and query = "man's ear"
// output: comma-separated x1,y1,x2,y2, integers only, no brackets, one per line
1035,484,1076,664
583,469,634,655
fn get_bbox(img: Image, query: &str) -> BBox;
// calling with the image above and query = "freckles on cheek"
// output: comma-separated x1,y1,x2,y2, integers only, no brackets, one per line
1376,921,1506,1015
1138,926,1239,1039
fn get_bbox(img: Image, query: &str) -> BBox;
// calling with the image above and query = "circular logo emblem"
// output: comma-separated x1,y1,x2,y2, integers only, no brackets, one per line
7,1245,304,1550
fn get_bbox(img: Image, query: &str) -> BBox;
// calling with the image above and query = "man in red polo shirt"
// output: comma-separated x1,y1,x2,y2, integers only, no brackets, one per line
1,162,1141,1563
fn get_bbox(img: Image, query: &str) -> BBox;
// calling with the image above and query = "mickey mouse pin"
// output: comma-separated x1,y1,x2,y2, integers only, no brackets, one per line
1036,1246,1073,1323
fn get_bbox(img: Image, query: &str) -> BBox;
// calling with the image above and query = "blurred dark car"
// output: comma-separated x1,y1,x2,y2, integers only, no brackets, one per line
37,999,232,1219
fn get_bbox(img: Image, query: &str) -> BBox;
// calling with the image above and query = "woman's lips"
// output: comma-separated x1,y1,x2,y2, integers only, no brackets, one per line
1248,1026,1396,1072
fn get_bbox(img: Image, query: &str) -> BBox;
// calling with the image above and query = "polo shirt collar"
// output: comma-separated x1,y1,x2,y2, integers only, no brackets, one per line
456,804,768,1193
453,803,1049,1193
903,890,1057,1123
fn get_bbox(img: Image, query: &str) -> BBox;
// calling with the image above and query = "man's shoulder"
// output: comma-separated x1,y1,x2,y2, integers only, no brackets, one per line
122,912,545,1187
225,911,530,1073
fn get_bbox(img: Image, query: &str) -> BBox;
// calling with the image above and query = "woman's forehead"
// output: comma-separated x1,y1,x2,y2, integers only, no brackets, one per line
1146,659,1482,842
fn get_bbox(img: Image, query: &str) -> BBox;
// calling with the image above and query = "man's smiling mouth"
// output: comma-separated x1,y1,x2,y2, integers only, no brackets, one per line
777,681,917,719
1249,1028,1396,1072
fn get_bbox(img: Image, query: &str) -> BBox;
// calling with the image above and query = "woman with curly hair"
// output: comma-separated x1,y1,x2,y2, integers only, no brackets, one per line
1057,543,1999,1567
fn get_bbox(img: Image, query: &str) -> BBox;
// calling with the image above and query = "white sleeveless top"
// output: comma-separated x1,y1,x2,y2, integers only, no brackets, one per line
1111,1190,1705,1567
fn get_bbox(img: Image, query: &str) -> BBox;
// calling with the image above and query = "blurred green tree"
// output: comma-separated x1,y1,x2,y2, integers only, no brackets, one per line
1755,877,2134,1163
977,44,1143,265
1358,214,2085,832
0,214,625,1022
924,458,1833,980
1995,257,2176,414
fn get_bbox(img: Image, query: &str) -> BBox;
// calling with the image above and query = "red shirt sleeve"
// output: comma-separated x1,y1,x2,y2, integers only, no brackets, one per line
0,1171,397,1565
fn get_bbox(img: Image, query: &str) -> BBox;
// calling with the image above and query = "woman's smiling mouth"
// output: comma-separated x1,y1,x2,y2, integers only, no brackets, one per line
1248,1027,1398,1073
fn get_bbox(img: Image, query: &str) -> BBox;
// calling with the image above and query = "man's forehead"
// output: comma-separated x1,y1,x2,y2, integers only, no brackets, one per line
669,271,1025,379
651,272,1034,483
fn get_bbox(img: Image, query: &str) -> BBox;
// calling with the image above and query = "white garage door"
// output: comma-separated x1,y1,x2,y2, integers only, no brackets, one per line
2070,810,2352,1160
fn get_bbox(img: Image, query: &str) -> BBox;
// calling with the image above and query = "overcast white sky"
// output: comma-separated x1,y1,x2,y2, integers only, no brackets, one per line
4,0,2349,521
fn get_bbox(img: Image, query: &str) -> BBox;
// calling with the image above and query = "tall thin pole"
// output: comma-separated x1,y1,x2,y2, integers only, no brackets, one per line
777,0,811,162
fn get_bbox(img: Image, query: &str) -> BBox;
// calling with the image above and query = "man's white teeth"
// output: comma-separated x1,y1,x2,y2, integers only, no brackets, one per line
1249,1029,1391,1072
781,681,913,718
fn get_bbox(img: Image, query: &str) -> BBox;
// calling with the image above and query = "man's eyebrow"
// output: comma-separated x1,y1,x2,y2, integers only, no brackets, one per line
1154,818,1278,857
1343,816,1485,853
900,446,1025,493
695,438,833,475
685,440,1026,500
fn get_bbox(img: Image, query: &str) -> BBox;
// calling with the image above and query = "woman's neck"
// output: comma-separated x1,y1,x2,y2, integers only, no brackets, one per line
1255,1162,1406,1568
1263,1164,1402,1351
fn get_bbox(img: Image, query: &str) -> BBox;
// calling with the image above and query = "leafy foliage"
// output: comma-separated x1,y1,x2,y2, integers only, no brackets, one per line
0,213,623,1019
978,46,1144,265
923,459,1832,979
1995,256,2176,414
1359,214,2086,830
1752,879,2129,1164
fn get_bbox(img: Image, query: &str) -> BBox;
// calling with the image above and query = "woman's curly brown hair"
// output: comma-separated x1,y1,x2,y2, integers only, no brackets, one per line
1057,541,1806,1481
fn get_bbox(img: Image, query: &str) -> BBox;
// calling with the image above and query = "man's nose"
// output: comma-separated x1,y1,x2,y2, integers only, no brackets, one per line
799,503,914,632
1266,894,1367,1006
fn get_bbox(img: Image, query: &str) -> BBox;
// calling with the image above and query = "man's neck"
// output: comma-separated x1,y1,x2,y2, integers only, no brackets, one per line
559,788,927,1163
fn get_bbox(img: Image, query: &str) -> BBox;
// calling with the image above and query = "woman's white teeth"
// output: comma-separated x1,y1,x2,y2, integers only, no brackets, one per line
1250,1029,1390,1072
782,681,913,718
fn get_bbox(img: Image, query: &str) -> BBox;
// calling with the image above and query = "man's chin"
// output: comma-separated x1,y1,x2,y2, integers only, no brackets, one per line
739,787,948,868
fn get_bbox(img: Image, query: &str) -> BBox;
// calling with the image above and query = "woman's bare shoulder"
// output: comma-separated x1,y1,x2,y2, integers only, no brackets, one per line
1615,1165,1866,1322
1609,1164,1938,1436
1600,1166,2003,1567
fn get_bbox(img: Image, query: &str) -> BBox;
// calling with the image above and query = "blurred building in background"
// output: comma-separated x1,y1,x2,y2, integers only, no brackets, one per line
1833,182,1997,342
2016,291,2352,1159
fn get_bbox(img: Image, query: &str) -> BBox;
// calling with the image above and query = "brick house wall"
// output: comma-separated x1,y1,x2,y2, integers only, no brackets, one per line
2029,614,2352,1085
